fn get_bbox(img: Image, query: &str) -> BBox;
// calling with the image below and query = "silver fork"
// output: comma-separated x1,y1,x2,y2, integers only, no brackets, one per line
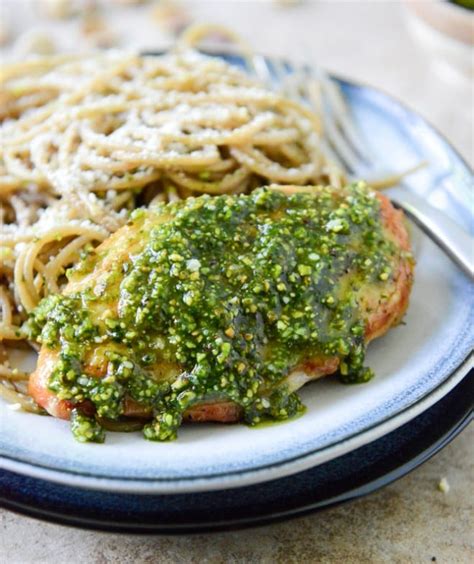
250,54,473,279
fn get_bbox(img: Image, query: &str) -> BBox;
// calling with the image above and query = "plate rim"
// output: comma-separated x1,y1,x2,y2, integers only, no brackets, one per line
0,55,472,494
1,369,472,533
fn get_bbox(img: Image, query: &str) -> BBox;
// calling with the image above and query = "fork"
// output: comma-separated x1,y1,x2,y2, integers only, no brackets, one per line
249,54,473,279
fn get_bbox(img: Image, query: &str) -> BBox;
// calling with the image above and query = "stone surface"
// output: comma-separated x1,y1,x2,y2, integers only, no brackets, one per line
1,2,472,562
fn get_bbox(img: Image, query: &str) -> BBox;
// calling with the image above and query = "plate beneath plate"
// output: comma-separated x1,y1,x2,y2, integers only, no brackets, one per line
1,54,473,494
1,370,472,533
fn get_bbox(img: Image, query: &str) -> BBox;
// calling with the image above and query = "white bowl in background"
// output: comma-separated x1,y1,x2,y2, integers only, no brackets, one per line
404,0,473,81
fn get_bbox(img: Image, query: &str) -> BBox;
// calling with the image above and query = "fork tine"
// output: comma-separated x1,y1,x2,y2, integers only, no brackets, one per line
304,67,369,172
250,53,274,88
319,74,372,164
321,113,361,173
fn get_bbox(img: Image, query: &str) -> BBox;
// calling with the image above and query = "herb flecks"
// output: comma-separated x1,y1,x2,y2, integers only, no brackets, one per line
28,183,404,443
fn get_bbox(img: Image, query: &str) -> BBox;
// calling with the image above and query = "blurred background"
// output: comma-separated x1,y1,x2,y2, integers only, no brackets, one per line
0,0,472,164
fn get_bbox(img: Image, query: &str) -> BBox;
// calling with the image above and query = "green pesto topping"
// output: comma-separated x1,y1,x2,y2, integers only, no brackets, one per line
70,408,105,443
27,183,408,443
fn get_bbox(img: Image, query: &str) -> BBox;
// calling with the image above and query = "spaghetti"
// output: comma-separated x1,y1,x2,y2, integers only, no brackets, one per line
0,40,345,410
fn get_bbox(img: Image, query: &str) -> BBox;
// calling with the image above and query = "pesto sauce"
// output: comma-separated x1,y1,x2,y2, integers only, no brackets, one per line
27,183,402,443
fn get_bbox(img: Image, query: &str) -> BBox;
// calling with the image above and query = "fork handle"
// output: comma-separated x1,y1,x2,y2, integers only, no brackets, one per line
387,188,473,279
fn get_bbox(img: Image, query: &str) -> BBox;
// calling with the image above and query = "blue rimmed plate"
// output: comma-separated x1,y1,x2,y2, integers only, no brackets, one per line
1,371,472,533
1,54,472,495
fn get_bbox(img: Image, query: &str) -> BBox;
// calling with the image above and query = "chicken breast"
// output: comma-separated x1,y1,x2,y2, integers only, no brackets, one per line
28,183,413,441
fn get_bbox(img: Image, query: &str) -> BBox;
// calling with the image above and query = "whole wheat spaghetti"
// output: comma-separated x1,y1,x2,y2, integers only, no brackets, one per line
0,38,346,410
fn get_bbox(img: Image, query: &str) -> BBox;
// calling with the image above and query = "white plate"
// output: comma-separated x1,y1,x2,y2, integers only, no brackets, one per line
1,59,472,494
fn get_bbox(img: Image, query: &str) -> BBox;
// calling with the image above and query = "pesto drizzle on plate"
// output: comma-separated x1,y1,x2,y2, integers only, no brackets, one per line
27,182,404,443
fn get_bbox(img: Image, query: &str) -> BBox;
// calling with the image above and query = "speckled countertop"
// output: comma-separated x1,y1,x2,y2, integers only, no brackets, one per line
1,2,472,562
